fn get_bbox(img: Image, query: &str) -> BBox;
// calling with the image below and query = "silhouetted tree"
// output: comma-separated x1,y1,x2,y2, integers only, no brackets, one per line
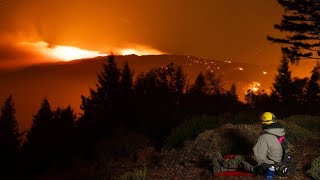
175,65,187,101
305,62,320,104
229,83,237,97
51,106,76,164
117,62,134,130
227,83,239,105
186,70,239,115
79,55,121,137
26,98,53,145
205,71,224,95
292,77,309,104
267,0,320,62
272,54,294,104
134,73,146,96
96,55,121,100
190,72,207,95
131,64,187,142
24,98,54,172
121,62,134,96
0,95,21,175
245,89,255,108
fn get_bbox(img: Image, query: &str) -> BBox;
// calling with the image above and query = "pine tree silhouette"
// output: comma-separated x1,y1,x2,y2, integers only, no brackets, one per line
305,62,320,104
0,95,21,175
24,98,54,171
174,65,187,101
79,56,121,135
272,52,294,104
26,98,53,145
229,83,237,97
121,62,134,97
190,72,207,95
291,77,309,104
51,106,76,164
268,0,320,62
205,71,223,95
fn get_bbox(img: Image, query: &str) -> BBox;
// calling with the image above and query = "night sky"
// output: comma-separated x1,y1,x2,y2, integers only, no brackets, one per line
0,0,284,68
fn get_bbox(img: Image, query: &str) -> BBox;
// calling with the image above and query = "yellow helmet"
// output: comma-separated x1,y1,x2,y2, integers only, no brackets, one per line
260,112,276,125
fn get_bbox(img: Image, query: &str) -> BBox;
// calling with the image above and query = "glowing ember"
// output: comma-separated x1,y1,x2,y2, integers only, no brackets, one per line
262,71,267,75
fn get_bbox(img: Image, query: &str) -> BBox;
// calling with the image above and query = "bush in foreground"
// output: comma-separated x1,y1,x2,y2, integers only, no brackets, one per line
163,115,220,149
307,156,320,180
118,167,147,180
164,112,259,149
279,120,313,142
283,115,320,133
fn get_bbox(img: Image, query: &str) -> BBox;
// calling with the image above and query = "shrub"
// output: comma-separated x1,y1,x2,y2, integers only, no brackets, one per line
118,167,147,180
283,115,320,133
279,120,313,142
227,111,259,125
163,115,220,149
307,156,320,180
163,112,259,149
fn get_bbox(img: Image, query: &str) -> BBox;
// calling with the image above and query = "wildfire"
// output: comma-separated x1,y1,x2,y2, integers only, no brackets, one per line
119,46,164,56
19,41,164,61
247,81,261,92
50,46,107,61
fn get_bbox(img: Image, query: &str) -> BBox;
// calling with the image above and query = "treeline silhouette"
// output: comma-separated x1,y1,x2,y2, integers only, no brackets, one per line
0,55,319,178
245,51,320,117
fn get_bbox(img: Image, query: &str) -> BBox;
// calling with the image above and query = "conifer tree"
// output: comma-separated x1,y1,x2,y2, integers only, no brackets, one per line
205,71,223,95
79,55,121,137
229,83,237,97
51,106,75,163
190,72,207,95
272,54,294,103
121,62,134,96
292,77,309,103
23,98,54,171
174,65,187,102
305,62,320,104
96,55,121,100
268,0,320,62
0,95,21,173
26,98,53,145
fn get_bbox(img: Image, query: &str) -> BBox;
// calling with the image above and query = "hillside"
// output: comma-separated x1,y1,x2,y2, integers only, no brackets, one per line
0,54,305,131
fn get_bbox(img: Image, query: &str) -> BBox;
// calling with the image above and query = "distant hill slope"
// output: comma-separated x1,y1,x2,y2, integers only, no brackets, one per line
0,54,286,131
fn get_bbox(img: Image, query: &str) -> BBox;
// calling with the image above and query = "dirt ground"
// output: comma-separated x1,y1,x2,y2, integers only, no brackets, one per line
118,135,320,180
33,131,320,180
